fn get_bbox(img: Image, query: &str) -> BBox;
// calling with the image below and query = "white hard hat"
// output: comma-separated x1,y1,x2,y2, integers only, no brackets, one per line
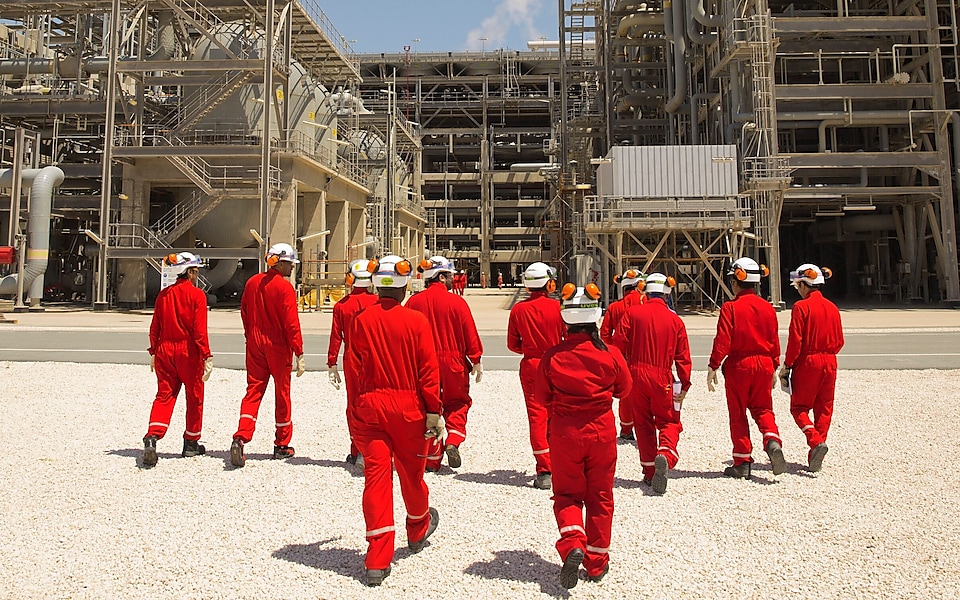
417,255,455,280
266,242,299,265
727,257,768,283
644,272,675,295
790,263,832,286
614,268,645,290
522,262,557,289
559,283,603,325
347,259,373,287
164,251,203,276
370,254,412,288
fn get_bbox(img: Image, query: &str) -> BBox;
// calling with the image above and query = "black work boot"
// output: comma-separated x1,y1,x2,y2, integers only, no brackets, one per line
808,443,829,472
142,436,158,468
533,472,552,490
444,444,462,468
365,566,391,587
230,438,245,468
408,507,439,553
651,454,669,494
765,439,786,475
560,547,584,589
618,429,635,441
724,462,752,479
273,445,295,459
181,439,205,458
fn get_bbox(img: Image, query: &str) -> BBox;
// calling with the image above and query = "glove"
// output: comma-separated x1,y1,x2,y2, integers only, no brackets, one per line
778,366,792,391
202,357,213,382
772,368,779,390
149,355,155,373
706,368,719,392
295,354,306,378
471,361,483,383
424,412,446,440
328,365,342,390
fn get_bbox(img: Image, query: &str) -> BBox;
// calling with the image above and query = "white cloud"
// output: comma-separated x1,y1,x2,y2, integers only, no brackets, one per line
464,0,545,51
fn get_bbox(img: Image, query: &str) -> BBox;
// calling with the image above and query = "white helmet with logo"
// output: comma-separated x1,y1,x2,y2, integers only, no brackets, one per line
417,255,455,280
522,262,557,290
266,242,300,265
347,259,373,287
164,251,203,276
559,283,603,325
613,268,645,290
370,254,412,288
727,257,768,283
790,263,832,286
644,272,675,295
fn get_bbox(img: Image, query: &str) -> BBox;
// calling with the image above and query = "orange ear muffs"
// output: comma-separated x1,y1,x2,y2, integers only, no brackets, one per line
265,254,280,267
734,266,747,281
585,283,601,300
612,274,622,284
366,259,379,274
560,282,577,301
821,267,833,280
346,273,356,286
624,269,638,279
760,264,770,277
165,253,178,266
803,268,818,280
666,276,676,287
417,259,432,274
545,279,557,294
636,280,645,292
395,260,412,276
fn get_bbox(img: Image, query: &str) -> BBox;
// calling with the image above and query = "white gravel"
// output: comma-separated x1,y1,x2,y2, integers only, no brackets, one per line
1,362,959,599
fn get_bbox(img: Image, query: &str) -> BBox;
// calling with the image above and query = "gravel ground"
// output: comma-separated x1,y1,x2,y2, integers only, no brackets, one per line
2,362,959,599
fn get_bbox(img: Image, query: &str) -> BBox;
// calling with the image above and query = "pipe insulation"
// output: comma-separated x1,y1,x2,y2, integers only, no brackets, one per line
0,166,65,296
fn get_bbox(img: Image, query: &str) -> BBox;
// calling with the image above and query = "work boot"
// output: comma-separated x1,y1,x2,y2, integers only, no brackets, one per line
533,472,552,490
444,444,462,468
651,454,669,494
273,445,295,459
619,429,635,441
345,453,357,465
355,453,364,471
765,439,786,476
408,507,439,553
364,566,391,587
641,477,652,487
808,443,829,473
587,564,610,583
142,436,158,468
559,547,584,590
724,462,752,479
425,465,440,473
181,439,205,458
230,438,245,468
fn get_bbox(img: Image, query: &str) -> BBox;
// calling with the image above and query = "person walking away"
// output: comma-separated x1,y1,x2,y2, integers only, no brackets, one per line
346,255,441,586
536,283,632,589
142,252,213,468
707,257,785,479
780,263,844,472
507,262,565,489
406,255,483,471
230,243,305,467
327,259,379,469
599,268,646,440
497,271,504,289
613,273,690,494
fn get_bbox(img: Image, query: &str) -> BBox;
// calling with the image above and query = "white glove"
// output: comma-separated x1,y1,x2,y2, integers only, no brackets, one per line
706,368,719,392
328,365,342,390
202,357,213,382
149,355,155,373
471,361,483,383
424,413,446,440
295,354,306,378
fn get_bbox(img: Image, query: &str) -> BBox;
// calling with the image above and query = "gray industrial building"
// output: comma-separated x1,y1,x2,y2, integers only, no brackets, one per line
1,0,959,309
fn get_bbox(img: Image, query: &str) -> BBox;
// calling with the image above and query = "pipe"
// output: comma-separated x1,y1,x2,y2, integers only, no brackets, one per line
692,0,723,28
0,166,65,296
685,0,717,45
664,0,687,114
202,258,240,291
617,13,664,37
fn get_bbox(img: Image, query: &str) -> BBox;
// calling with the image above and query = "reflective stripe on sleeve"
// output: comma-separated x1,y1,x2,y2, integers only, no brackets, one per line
532,449,550,455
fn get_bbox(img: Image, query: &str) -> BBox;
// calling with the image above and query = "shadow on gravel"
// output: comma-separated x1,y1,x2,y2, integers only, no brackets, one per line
464,549,570,598
273,538,363,580
667,468,727,480
453,469,532,488
286,456,363,477
785,462,817,478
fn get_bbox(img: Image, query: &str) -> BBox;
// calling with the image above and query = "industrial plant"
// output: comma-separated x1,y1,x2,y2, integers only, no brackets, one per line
1,0,959,309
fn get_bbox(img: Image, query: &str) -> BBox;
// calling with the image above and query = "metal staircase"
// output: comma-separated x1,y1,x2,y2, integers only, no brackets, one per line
159,0,254,60
162,71,255,137
151,189,226,244
110,223,212,291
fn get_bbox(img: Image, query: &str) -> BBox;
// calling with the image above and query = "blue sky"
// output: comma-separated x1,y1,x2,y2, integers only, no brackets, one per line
321,1,559,54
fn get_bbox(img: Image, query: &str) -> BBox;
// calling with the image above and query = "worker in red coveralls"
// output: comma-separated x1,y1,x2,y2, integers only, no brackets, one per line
406,255,483,472
346,254,441,587
599,268,646,440
707,257,785,480
327,259,379,469
142,252,213,468
613,273,691,495
536,283,632,590
455,270,466,295
507,262,565,490
230,243,305,468
779,263,844,472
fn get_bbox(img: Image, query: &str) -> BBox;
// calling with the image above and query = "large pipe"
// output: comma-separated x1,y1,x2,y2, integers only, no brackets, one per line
0,166,65,296
685,0,717,44
664,0,687,114
692,0,723,27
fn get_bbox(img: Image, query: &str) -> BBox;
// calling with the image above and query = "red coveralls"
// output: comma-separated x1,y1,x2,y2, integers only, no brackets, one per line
785,290,844,452
146,277,211,441
346,297,442,570
234,269,304,446
405,281,483,468
507,290,565,475
614,297,691,480
708,288,782,466
536,333,632,579
599,289,645,436
328,287,379,457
